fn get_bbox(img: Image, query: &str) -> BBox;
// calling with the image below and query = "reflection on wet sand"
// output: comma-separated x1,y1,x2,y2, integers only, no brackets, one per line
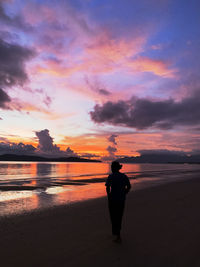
0,193,39,216
54,183,106,204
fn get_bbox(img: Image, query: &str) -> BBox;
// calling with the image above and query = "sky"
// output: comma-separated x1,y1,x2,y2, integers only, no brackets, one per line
0,0,200,160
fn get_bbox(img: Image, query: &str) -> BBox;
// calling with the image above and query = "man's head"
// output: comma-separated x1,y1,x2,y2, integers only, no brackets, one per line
111,161,122,173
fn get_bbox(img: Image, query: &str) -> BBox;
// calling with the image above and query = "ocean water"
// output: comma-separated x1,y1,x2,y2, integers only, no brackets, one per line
0,161,200,217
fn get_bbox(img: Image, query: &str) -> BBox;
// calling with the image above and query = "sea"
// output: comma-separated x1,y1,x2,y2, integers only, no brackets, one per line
0,161,200,217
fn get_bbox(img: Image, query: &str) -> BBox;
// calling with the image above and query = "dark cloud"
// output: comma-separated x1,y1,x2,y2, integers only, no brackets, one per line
0,141,36,155
0,129,79,157
108,134,118,145
0,30,17,42
101,145,118,161
90,91,200,130
102,134,119,161
35,129,60,154
0,39,35,88
98,89,111,96
85,77,111,96
43,95,52,107
107,145,117,154
35,129,78,157
0,88,10,108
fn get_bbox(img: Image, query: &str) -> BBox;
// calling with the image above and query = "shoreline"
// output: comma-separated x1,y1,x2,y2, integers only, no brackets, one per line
1,176,200,266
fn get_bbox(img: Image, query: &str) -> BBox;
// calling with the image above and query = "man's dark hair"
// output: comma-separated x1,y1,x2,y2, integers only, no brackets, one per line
111,161,122,172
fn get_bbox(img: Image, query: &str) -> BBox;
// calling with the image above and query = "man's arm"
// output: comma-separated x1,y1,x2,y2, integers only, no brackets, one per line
105,175,111,195
125,175,131,194
106,185,111,195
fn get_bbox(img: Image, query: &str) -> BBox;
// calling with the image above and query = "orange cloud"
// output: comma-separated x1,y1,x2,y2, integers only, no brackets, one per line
86,32,145,63
32,33,175,80
127,57,177,78
34,63,82,77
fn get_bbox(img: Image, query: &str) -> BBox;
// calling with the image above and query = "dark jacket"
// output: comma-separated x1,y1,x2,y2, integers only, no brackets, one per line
105,172,131,201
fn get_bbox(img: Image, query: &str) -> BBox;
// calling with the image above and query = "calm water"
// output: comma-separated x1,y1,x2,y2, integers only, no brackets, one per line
0,161,200,217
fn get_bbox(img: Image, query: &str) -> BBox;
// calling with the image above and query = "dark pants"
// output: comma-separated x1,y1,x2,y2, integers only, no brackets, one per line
108,198,125,236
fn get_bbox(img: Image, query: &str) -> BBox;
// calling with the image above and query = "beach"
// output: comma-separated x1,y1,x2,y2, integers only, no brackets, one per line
1,177,200,267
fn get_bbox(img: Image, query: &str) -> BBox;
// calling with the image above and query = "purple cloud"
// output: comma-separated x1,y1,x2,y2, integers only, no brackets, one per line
85,77,111,96
43,95,52,107
108,134,118,145
0,141,36,155
0,2,32,32
107,145,117,154
101,145,118,161
0,88,11,109
0,39,35,89
35,129,78,157
35,129,60,154
90,90,200,130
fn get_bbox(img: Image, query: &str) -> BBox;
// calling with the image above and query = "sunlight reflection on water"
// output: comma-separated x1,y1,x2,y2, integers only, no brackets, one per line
0,162,200,217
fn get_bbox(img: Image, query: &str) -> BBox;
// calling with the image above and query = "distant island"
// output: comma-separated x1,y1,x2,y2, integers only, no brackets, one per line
118,153,200,164
0,154,101,163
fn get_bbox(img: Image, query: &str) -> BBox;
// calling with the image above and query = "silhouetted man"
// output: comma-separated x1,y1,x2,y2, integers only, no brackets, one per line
106,161,131,242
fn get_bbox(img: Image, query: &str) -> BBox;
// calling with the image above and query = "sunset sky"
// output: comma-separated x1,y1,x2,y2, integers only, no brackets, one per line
0,0,200,159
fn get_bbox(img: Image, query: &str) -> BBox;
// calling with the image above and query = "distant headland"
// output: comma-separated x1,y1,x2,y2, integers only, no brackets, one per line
118,153,200,164
0,154,101,163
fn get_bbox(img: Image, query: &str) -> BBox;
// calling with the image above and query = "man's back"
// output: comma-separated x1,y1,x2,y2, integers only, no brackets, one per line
106,172,131,201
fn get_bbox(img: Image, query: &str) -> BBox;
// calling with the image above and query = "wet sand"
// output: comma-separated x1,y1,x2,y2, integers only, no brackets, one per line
1,177,200,267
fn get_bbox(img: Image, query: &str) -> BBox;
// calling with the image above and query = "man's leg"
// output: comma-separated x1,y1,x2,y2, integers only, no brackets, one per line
114,200,125,239
108,200,119,235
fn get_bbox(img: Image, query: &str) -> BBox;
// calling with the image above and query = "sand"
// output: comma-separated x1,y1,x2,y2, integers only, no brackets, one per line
1,177,200,267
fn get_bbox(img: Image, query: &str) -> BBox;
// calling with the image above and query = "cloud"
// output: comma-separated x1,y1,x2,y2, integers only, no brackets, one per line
0,129,80,157
35,129,60,154
66,146,77,157
90,90,200,130
0,88,10,108
0,141,36,155
0,2,32,32
107,145,117,154
86,33,144,64
127,57,177,78
35,129,78,157
84,76,111,97
22,1,93,56
108,134,118,145
102,145,117,161
102,134,119,161
43,94,52,107
0,38,35,88
0,39,53,114
98,89,110,96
